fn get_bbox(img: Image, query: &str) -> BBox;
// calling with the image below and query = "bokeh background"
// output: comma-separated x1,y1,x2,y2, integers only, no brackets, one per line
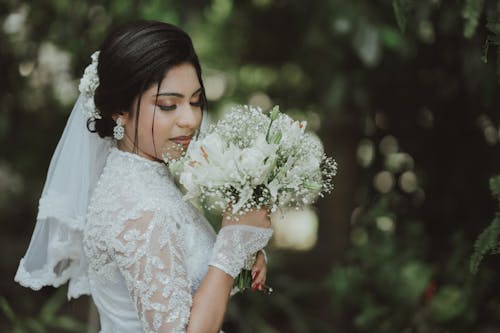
1,0,500,332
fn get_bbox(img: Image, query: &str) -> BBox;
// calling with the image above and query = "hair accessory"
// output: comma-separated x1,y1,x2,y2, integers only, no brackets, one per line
113,117,125,140
78,51,101,122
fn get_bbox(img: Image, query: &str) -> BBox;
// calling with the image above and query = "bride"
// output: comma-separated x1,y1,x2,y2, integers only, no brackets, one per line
15,20,273,332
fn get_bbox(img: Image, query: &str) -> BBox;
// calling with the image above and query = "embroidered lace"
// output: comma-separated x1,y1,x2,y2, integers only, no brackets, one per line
83,147,272,332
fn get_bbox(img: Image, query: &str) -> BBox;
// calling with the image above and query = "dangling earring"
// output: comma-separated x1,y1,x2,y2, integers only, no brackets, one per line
113,117,124,140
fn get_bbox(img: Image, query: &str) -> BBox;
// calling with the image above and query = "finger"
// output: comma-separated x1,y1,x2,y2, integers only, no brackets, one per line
252,262,264,273
251,261,265,275
255,276,266,291
252,270,266,285
252,264,266,277
256,250,265,260
252,275,266,290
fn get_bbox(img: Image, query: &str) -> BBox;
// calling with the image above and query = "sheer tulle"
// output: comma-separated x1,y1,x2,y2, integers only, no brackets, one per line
15,95,113,299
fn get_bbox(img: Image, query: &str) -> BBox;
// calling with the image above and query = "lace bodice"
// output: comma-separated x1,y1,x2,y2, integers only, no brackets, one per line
83,147,218,333
83,147,272,333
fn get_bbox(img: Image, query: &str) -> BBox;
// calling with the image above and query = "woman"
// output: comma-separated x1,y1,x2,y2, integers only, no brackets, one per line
15,20,273,332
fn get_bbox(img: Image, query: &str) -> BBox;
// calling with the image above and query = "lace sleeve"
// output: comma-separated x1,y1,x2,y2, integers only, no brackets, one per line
209,225,273,278
112,211,191,333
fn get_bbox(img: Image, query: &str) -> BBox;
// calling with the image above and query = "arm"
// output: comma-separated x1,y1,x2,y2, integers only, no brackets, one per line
113,211,192,333
187,266,233,332
113,210,272,333
187,225,273,333
187,250,270,331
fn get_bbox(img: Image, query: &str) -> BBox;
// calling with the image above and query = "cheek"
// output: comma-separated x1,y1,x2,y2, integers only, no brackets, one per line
135,111,155,140
131,105,163,143
196,110,203,127
153,112,175,139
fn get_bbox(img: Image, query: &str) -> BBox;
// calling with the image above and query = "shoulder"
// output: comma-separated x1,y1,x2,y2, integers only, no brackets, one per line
88,148,180,213
85,147,207,237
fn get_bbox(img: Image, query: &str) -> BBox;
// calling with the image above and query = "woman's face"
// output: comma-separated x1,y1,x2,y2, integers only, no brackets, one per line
117,62,203,162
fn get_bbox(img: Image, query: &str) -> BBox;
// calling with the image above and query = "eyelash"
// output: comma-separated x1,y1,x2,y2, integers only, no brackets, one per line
158,99,204,111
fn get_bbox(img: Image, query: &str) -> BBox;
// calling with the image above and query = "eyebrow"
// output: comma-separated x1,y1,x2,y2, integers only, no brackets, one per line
154,87,203,98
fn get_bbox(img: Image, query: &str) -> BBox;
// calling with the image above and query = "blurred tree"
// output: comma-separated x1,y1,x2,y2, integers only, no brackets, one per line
1,0,500,332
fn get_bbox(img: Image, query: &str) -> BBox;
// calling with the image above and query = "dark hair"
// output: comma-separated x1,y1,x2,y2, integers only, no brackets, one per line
88,20,207,151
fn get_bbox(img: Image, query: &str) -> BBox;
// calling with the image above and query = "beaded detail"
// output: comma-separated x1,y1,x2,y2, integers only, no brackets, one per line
84,147,215,332
83,147,272,332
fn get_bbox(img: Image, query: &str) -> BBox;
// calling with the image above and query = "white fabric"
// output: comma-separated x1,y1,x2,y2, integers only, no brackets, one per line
209,225,273,278
13,86,272,331
83,147,273,332
15,94,113,299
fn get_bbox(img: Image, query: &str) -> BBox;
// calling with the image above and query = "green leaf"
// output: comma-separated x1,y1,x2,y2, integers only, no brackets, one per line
270,131,282,144
470,215,500,274
304,182,322,191
497,46,500,78
39,288,66,322
13,326,28,333
25,318,46,333
399,261,433,304
462,0,485,38
0,296,15,322
354,298,388,328
49,316,86,332
327,266,363,302
486,15,500,35
490,174,500,202
269,105,280,121
482,36,491,63
392,0,412,33
482,16,500,67
380,26,405,50
427,286,467,322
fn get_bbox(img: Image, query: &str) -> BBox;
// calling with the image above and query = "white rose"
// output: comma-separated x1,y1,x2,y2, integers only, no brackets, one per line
238,136,277,185
179,171,199,200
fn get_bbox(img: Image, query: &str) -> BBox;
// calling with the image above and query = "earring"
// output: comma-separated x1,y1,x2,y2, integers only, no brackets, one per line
113,117,124,140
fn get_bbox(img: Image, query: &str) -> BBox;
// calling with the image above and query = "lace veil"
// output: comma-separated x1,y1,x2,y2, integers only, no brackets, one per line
14,53,113,299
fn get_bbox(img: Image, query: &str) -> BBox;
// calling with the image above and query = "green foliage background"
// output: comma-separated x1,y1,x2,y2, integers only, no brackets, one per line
1,0,499,332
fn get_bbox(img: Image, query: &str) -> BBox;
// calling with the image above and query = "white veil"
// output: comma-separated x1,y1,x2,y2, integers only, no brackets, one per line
14,50,210,300
14,92,113,300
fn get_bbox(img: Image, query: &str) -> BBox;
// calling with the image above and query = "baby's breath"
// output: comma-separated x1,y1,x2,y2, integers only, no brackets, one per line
172,104,338,216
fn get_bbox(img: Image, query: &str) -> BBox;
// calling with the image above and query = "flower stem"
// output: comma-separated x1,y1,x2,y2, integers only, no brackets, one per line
265,105,280,143
233,269,274,295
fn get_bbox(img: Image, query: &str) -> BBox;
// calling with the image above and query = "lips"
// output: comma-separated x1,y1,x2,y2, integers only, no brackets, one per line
170,135,193,146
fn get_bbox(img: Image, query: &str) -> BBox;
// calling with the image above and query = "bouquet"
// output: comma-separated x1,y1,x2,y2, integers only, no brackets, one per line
170,105,338,292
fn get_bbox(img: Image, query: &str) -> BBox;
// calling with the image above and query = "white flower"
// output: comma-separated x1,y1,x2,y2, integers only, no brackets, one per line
179,132,242,201
179,171,199,199
237,136,277,186
174,104,337,215
78,51,101,121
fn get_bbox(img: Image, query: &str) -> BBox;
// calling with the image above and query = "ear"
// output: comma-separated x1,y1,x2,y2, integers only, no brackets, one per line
112,112,129,125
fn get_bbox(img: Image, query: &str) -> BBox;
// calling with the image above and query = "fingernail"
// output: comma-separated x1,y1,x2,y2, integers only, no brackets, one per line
252,270,259,279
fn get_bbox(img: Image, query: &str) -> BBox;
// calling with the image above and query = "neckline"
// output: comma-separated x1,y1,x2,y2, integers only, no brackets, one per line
110,147,170,176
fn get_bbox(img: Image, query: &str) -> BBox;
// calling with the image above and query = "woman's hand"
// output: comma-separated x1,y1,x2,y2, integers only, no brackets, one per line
251,250,267,291
221,207,271,229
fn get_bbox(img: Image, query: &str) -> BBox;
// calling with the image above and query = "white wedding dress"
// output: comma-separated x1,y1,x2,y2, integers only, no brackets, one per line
13,73,273,332
83,147,272,333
